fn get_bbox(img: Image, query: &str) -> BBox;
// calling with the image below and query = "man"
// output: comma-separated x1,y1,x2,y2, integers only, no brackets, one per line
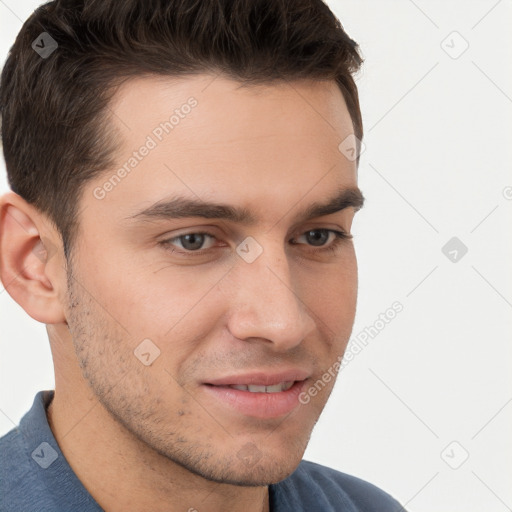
0,0,405,510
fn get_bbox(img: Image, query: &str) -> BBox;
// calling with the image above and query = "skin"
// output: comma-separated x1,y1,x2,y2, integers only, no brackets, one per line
0,74,363,512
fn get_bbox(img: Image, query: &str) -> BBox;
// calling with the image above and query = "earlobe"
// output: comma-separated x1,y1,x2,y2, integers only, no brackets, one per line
0,192,67,324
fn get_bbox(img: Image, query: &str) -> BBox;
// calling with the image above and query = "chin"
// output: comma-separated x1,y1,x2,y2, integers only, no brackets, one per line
177,440,306,487
199,457,302,487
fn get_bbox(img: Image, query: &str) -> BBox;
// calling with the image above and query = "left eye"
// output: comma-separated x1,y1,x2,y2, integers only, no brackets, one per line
294,229,343,247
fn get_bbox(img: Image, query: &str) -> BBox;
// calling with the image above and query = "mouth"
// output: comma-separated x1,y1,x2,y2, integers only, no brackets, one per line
202,370,310,419
220,381,295,393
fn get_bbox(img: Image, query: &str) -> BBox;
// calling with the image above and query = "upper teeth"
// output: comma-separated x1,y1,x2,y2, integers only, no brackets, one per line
229,381,294,393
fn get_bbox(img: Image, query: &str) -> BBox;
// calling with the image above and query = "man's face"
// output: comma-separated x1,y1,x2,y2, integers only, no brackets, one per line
64,74,362,485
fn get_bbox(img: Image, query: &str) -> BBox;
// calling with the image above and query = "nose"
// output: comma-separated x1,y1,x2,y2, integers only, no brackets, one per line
225,239,316,351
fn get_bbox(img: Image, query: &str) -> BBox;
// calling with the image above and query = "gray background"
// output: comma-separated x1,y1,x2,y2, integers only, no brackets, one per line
1,1,511,510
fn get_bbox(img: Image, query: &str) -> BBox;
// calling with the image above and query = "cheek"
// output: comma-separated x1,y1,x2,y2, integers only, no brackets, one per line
82,257,231,374
303,249,358,311
85,245,225,325
305,253,358,351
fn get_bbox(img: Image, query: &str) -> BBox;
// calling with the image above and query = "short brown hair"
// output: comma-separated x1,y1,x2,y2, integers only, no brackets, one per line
1,0,363,258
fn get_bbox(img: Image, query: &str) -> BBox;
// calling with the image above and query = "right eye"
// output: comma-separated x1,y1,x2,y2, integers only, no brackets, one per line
160,232,218,254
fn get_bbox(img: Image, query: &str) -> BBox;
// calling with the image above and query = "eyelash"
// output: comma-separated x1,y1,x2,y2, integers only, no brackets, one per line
159,229,352,257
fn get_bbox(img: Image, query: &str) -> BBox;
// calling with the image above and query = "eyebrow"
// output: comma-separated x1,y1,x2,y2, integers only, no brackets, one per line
127,187,365,225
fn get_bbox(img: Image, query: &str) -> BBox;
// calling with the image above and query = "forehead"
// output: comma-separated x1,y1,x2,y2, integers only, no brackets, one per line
84,73,358,223
109,73,354,137
107,73,356,164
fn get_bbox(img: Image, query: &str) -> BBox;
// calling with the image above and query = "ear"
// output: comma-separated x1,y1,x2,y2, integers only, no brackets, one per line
0,192,67,324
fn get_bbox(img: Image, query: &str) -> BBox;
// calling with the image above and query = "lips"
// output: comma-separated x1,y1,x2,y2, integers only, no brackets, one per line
228,382,294,393
202,369,310,418
205,368,310,388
